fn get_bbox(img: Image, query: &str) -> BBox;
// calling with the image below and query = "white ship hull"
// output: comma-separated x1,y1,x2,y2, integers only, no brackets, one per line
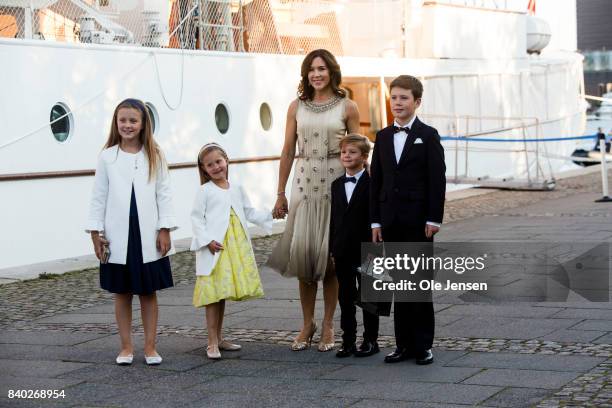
0,1,587,269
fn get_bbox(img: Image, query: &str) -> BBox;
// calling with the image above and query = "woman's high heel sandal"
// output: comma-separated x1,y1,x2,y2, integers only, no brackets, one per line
291,323,317,351
318,326,336,352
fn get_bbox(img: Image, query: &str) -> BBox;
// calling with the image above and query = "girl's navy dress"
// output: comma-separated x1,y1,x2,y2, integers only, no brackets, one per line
100,186,173,295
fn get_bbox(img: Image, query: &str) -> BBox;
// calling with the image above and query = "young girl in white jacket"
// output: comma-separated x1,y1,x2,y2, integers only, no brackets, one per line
191,143,272,359
86,98,177,366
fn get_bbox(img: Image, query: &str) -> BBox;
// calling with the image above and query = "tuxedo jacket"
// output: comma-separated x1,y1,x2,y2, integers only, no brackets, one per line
370,117,446,229
330,171,371,267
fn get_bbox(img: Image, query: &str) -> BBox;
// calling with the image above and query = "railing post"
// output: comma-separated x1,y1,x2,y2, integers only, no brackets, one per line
595,139,612,202
464,116,469,177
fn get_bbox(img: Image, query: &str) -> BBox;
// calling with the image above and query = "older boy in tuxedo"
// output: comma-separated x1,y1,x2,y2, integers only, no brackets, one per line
370,75,446,364
330,134,381,358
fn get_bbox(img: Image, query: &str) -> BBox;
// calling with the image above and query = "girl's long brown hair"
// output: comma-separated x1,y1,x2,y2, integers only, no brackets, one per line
197,143,229,185
104,98,164,183
298,49,346,101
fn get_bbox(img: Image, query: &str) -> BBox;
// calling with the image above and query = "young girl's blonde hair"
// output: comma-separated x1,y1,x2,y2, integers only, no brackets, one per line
104,98,165,183
197,143,229,185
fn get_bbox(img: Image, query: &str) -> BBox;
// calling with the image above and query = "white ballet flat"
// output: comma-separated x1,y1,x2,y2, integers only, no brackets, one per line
115,354,133,365
144,354,162,365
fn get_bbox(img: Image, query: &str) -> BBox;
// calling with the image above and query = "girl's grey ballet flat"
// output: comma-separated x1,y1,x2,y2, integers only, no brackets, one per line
115,354,134,365
144,354,162,365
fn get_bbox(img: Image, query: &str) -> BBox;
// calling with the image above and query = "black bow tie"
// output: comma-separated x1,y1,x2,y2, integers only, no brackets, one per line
344,176,357,183
393,126,409,134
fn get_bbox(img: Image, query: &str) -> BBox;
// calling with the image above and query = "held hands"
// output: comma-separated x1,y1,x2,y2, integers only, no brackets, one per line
272,194,288,219
425,224,440,239
207,240,224,254
157,228,171,256
91,232,109,261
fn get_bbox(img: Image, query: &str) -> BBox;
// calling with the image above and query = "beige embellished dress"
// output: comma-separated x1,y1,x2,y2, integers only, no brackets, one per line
265,96,348,283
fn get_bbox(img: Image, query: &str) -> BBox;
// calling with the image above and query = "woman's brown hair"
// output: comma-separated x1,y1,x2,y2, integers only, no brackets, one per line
104,98,164,183
298,49,346,101
197,143,229,185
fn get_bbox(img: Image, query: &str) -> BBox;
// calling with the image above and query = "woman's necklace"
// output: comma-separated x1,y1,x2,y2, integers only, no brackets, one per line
303,95,342,113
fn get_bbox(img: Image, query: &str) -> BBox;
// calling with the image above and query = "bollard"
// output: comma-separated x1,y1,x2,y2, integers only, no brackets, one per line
595,139,612,202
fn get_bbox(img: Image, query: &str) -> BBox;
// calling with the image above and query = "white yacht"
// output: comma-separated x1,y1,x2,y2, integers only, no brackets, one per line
0,0,586,270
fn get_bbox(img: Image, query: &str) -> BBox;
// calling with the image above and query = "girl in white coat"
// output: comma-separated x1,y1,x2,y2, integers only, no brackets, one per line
86,98,177,366
191,143,272,359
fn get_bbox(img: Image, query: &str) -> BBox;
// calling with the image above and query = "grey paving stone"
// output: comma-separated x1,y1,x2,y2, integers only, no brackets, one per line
57,364,174,386
0,330,107,346
144,373,218,391
258,361,346,379
189,358,276,377
332,381,502,405
0,344,110,364
349,401,473,408
552,308,612,319
439,316,581,340
189,392,359,408
480,387,553,407
462,368,580,389
536,328,607,343
203,375,348,398
446,352,605,372
104,385,213,408
34,313,125,324
438,304,563,318
593,332,612,344
1,360,91,378
322,364,481,383
570,319,612,331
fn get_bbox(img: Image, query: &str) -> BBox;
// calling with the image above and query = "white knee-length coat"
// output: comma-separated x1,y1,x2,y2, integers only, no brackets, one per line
190,182,272,276
85,145,178,264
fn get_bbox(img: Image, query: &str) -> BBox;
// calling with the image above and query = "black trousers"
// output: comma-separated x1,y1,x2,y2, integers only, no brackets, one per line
383,223,435,352
336,258,379,345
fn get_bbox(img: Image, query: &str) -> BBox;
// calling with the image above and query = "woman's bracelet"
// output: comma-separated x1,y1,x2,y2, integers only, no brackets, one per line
277,191,286,196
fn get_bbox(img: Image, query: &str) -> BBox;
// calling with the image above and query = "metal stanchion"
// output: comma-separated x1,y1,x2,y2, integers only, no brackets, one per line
595,139,612,203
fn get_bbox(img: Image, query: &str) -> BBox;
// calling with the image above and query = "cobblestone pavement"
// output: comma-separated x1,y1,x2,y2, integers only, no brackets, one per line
1,170,611,407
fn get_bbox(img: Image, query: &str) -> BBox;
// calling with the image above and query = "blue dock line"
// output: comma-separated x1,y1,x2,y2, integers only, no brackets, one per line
440,135,596,142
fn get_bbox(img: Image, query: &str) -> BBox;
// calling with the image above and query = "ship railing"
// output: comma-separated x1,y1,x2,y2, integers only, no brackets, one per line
420,111,593,190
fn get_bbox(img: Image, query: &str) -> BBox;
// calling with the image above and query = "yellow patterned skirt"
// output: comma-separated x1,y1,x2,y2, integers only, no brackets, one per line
193,209,264,307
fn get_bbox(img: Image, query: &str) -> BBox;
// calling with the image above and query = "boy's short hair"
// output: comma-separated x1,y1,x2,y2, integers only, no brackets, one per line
339,133,371,156
390,75,423,100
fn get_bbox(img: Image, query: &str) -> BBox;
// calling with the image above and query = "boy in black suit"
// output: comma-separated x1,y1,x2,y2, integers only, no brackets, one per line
370,75,446,365
330,134,380,358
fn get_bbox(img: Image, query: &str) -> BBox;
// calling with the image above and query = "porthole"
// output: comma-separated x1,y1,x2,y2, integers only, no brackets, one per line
50,102,73,143
260,102,272,131
215,103,229,134
145,102,159,134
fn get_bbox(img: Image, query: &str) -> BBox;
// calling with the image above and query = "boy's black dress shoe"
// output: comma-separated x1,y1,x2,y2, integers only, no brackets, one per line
384,347,413,363
416,349,434,365
335,343,356,358
354,341,379,357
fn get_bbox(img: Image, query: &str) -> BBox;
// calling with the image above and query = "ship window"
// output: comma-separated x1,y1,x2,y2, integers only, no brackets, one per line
50,103,73,143
260,102,272,131
215,103,230,134
145,102,159,134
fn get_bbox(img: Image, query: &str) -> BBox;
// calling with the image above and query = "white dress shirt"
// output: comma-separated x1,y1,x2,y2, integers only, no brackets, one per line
393,116,417,163
371,116,441,230
344,168,365,203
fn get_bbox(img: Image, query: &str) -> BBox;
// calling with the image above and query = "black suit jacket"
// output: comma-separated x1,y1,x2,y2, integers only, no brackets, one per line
330,171,371,267
369,117,446,228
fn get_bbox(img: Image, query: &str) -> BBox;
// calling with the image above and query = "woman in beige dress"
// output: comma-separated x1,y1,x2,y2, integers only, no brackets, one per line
266,49,360,351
